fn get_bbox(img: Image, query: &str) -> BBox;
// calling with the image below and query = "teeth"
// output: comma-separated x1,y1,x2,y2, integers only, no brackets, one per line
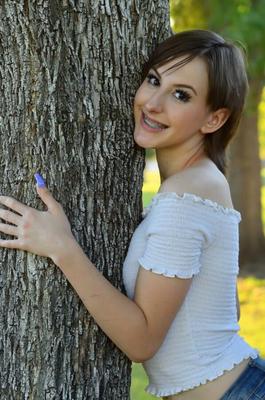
144,114,167,129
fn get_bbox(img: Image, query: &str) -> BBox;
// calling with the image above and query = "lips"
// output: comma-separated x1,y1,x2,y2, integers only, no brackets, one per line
141,112,168,131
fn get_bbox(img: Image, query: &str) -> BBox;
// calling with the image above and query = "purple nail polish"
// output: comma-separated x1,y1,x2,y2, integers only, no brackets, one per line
34,173,46,188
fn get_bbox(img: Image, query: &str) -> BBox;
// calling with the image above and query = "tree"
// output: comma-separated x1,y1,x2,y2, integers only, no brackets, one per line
0,2,170,399
171,0,265,266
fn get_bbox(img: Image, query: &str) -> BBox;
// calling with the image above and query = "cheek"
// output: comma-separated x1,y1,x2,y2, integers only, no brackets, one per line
177,104,206,120
169,105,207,131
134,82,147,106
133,88,144,118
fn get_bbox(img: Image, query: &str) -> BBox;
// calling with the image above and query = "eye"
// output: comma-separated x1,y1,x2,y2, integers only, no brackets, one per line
174,89,191,103
146,73,160,86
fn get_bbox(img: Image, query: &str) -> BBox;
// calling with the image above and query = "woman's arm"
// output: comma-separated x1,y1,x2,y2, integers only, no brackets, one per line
0,184,191,363
54,241,191,362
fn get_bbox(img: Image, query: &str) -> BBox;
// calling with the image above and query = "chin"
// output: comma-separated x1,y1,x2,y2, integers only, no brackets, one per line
133,132,156,149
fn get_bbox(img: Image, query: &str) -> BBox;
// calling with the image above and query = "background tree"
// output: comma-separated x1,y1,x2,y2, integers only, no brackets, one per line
171,0,265,267
0,1,170,399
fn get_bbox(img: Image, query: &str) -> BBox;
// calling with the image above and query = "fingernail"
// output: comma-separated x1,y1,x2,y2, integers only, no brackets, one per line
34,173,46,188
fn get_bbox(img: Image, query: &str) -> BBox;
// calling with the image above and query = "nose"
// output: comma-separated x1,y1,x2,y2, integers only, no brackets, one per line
145,92,163,113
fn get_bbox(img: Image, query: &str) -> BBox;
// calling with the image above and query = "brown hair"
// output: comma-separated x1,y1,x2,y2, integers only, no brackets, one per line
142,30,248,174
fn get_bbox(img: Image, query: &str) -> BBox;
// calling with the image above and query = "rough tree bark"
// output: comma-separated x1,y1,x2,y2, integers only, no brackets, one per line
229,80,265,266
0,1,170,399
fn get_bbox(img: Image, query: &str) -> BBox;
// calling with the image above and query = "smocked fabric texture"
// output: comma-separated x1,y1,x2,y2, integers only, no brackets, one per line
122,193,258,397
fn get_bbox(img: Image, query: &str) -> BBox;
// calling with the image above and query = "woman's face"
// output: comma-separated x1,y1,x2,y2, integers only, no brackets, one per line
133,56,212,150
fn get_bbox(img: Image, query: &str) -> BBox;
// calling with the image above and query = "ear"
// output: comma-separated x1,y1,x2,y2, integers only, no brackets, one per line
200,108,231,134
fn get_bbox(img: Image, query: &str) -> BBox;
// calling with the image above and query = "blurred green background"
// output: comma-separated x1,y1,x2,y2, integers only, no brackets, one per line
131,1,265,398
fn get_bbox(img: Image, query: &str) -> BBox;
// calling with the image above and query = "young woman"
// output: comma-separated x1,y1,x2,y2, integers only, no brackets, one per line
0,30,264,399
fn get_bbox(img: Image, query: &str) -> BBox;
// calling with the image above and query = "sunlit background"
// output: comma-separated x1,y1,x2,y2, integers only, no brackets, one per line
131,1,265,398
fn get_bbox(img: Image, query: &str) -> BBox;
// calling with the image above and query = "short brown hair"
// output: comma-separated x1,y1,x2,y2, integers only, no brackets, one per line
142,30,248,174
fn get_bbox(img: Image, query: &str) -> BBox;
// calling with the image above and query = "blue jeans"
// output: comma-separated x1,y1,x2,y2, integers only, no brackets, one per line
220,356,265,399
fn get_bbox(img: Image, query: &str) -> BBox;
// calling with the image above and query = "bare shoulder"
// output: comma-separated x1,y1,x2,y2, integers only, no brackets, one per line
159,159,234,209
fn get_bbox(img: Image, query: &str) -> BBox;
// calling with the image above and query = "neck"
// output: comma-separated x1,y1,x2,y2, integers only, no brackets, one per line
156,144,206,183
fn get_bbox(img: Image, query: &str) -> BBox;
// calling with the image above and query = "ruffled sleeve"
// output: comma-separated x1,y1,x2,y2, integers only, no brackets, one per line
138,194,214,279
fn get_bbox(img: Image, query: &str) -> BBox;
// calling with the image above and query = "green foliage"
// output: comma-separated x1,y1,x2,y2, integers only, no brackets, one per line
207,0,265,78
145,149,155,160
259,87,265,159
170,0,265,80
170,0,207,32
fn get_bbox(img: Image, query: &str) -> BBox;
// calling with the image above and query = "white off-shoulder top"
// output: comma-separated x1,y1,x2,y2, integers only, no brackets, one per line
122,192,258,398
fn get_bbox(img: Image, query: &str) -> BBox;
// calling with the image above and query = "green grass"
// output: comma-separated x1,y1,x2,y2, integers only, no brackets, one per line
142,192,156,208
131,364,154,400
238,277,265,356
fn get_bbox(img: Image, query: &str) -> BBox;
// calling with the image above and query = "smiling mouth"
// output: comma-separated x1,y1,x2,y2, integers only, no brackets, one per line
141,112,169,130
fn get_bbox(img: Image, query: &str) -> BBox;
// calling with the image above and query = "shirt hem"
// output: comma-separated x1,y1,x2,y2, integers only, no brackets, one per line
144,350,259,397
138,259,200,279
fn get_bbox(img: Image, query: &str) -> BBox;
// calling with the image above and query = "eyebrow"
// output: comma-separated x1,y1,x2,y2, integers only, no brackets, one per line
152,67,198,96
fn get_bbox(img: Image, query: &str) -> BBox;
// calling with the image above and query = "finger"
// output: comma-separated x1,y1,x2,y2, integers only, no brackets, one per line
36,185,60,213
0,196,27,215
0,208,21,225
0,238,21,249
0,223,18,237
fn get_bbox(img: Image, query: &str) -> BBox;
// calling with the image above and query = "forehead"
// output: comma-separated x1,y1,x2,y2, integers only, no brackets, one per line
155,56,209,95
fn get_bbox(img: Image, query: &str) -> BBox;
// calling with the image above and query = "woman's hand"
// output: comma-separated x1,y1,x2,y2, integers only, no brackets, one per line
0,180,76,263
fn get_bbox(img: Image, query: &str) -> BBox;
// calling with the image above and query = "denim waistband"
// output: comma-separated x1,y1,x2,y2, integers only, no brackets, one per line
220,355,265,400
249,355,265,372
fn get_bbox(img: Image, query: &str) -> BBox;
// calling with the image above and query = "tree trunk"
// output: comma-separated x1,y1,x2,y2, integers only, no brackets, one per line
0,1,170,399
229,80,265,268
